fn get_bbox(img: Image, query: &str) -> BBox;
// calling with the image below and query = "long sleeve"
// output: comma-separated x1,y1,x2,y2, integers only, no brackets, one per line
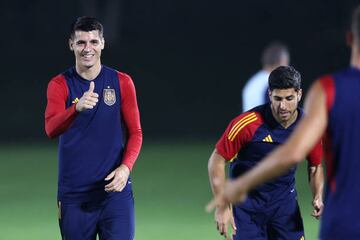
118,72,143,171
45,75,78,138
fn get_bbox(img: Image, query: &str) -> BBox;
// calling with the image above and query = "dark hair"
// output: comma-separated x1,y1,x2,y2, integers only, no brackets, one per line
70,16,103,39
268,66,301,91
261,42,289,67
352,5,360,47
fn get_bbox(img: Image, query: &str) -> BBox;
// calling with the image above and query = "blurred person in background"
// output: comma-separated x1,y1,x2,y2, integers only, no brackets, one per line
242,42,290,112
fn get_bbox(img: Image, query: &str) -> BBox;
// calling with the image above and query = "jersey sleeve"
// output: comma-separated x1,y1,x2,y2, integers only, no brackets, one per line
45,75,78,138
304,76,333,166
118,72,143,171
215,112,262,161
306,138,323,166
319,75,335,111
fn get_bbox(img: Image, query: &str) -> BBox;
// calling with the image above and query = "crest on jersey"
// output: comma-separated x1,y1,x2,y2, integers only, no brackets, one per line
103,88,116,106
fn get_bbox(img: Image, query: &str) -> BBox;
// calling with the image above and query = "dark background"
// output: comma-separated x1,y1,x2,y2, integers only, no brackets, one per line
1,0,359,142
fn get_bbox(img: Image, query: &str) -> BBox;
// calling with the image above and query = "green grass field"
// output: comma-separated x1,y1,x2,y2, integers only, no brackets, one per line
0,141,320,239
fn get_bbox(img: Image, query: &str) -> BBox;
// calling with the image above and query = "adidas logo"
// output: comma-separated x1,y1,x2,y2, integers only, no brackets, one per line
262,135,273,142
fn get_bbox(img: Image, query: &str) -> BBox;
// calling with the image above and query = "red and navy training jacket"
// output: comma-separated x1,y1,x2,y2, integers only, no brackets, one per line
216,104,322,204
45,66,142,203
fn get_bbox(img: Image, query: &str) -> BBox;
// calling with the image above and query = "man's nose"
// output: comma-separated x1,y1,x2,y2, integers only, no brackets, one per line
279,101,286,109
83,42,91,51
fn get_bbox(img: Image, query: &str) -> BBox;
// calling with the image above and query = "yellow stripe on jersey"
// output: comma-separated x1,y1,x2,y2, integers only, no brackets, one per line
268,135,273,142
229,116,258,141
228,112,257,141
230,153,238,162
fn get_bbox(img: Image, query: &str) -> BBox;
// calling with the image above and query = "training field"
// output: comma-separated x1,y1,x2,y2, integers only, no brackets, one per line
0,142,320,239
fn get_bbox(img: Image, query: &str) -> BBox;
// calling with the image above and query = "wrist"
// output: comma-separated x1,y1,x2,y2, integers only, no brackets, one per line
216,200,230,210
75,102,81,112
313,195,323,202
120,164,130,174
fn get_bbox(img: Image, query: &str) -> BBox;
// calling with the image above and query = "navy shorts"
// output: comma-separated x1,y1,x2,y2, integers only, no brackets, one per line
58,182,134,240
233,196,304,240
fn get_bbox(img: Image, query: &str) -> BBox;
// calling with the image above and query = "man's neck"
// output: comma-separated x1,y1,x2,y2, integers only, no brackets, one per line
273,109,298,129
76,63,102,80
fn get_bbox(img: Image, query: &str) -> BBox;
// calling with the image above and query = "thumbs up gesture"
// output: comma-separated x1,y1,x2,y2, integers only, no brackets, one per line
75,81,99,112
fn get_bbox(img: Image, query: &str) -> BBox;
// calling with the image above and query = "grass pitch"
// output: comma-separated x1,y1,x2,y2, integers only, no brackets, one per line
0,141,320,239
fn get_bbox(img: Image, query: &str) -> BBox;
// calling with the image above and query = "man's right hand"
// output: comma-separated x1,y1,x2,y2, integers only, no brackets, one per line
75,81,99,112
215,204,237,240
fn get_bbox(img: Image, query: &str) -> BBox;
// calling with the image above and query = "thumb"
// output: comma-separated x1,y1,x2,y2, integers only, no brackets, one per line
89,81,95,92
105,171,115,181
205,198,217,213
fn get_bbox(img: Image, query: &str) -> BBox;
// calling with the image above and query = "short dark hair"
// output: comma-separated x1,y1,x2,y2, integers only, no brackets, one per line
261,42,289,67
70,16,103,39
268,66,301,91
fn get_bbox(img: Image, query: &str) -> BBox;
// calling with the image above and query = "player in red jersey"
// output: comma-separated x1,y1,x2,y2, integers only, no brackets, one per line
208,4,360,240
208,66,324,240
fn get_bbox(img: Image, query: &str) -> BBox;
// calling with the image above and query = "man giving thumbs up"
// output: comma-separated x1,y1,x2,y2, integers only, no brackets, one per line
45,16,142,240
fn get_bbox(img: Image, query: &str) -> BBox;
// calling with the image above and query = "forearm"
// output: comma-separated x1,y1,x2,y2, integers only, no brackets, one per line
45,104,78,138
45,76,79,138
236,146,299,193
121,128,143,171
208,150,227,197
309,164,324,200
119,73,142,171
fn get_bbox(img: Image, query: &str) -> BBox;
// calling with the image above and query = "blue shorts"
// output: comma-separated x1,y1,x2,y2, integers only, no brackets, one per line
58,182,134,240
233,196,304,240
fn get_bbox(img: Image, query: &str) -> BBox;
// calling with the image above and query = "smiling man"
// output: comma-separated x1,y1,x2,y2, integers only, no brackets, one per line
45,16,142,240
208,66,324,240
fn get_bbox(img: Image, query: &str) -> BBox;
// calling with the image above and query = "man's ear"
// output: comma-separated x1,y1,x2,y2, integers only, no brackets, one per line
69,39,74,51
297,89,303,102
101,38,105,50
268,89,272,101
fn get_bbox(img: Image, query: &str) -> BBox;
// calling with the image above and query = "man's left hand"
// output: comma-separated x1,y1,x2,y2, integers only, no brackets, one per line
311,196,324,219
104,164,130,192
